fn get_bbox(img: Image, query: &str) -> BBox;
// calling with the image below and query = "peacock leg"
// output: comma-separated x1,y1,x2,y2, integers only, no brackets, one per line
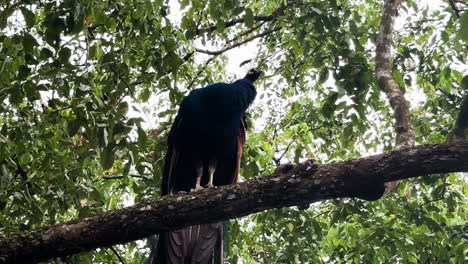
193,160,204,191
207,159,217,188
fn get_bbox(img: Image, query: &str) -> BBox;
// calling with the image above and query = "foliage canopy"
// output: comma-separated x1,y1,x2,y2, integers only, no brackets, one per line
0,0,467,263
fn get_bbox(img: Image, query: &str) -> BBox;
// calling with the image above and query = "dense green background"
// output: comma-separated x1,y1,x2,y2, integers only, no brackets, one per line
0,0,467,263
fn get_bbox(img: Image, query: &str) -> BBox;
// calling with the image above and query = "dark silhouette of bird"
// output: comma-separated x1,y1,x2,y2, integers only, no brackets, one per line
152,69,263,264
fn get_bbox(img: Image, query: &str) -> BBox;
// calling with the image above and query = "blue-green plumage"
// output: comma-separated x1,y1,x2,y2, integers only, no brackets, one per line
162,79,256,195
154,69,262,264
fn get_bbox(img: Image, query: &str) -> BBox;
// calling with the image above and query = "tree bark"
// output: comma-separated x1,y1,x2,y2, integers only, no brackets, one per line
1,142,468,264
376,0,414,149
375,0,415,191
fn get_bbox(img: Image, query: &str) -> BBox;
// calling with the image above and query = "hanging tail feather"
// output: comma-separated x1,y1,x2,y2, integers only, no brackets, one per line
152,224,224,264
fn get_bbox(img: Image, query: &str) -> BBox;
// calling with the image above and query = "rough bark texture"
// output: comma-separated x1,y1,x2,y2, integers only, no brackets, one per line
375,0,415,191
376,0,414,148
1,142,468,264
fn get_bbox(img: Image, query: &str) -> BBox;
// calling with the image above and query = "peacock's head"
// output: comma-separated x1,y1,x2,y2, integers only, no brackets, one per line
243,68,264,83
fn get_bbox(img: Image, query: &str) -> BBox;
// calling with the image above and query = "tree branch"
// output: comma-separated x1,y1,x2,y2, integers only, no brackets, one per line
195,27,281,56
188,26,280,88
109,64,135,97
109,247,125,264
196,4,286,35
375,0,415,191
376,0,415,148
448,0,461,18
186,56,214,90
197,15,274,35
102,174,151,180
1,142,468,263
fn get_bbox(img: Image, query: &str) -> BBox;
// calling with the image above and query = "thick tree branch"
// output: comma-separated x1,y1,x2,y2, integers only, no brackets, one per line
376,0,415,148
1,142,468,263
375,0,415,191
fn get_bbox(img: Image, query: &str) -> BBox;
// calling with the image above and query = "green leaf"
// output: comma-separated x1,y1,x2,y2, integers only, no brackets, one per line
67,119,81,136
117,102,129,115
310,7,323,14
137,126,147,146
123,161,131,177
88,44,97,59
9,87,24,105
244,8,254,28
461,75,468,90
40,48,53,59
20,7,35,28
162,51,182,72
0,8,14,29
23,81,39,101
22,34,38,53
459,12,468,42
98,127,109,147
392,70,405,88
318,68,329,84
136,163,146,175
180,0,189,9
441,30,449,42
139,88,151,102
58,47,72,64
101,51,115,63
101,147,115,170
17,65,31,80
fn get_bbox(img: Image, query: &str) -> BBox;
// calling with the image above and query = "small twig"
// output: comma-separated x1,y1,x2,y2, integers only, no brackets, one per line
419,39,442,66
448,0,461,18
420,178,448,207
182,51,194,62
188,24,282,90
103,174,151,180
273,139,296,166
195,27,281,56
401,18,438,31
109,247,125,264
228,21,268,44
87,24,104,40
109,64,135,98
49,105,73,113
196,3,287,35
420,197,445,207
437,88,457,107
130,80,144,86
186,57,214,90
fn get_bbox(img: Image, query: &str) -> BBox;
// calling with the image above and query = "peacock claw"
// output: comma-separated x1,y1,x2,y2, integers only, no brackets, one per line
192,184,204,192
